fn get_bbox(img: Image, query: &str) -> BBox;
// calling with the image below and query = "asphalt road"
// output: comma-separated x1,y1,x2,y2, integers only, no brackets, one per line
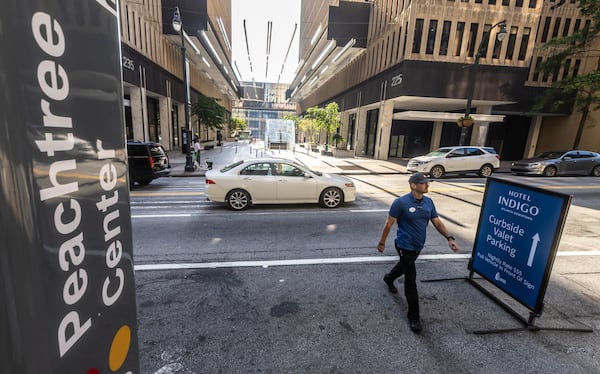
131,174,600,373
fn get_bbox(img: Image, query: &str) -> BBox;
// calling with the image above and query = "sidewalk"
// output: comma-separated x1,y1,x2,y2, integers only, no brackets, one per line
167,141,513,177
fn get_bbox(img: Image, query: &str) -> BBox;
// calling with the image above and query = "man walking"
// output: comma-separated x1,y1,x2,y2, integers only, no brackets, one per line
377,173,460,333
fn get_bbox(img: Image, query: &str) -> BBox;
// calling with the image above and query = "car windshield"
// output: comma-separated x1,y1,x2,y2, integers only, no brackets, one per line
534,151,567,159
424,148,452,157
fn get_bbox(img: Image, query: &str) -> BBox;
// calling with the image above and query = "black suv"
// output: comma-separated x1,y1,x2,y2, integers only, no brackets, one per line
127,141,170,186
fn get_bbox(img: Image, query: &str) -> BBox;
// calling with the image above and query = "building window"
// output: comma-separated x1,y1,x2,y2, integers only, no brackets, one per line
475,0,482,3
426,19,438,54
584,20,592,34
541,17,551,43
573,19,581,33
518,27,530,60
412,18,424,53
552,18,561,38
573,59,581,77
455,22,465,56
515,0,523,6
439,21,451,55
502,0,509,5
489,0,496,4
467,23,479,57
563,59,571,79
563,18,571,36
532,57,542,81
492,28,503,58
528,0,536,7
396,27,403,60
542,64,550,82
505,26,518,60
480,24,492,57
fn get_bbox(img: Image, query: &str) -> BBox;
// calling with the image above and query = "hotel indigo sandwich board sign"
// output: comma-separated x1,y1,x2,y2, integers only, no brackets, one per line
468,177,571,314
1,1,139,373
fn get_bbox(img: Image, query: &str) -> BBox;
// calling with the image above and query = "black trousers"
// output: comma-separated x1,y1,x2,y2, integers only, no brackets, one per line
387,244,421,321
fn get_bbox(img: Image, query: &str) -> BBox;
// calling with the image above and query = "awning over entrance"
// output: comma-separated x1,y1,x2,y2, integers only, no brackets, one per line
392,111,505,122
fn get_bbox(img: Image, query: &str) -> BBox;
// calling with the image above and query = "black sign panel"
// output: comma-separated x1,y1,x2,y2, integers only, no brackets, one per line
1,1,139,373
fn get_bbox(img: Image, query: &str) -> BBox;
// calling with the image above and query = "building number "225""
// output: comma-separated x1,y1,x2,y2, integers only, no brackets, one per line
390,73,403,87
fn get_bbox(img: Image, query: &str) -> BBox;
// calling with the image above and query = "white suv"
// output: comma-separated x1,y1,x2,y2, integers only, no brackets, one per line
407,146,500,178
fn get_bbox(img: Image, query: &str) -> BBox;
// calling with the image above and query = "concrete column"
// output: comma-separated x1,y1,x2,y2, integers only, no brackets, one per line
354,107,368,156
430,121,443,150
339,111,350,149
524,116,542,158
129,87,147,142
375,100,394,160
177,102,185,137
159,96,172,150
472,106,492,146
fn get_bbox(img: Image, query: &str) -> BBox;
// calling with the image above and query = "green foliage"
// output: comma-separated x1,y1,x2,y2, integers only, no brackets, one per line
191,95,227,131
533,0,600,148
303,102,341,144
283,113,299,124
230,117,248,131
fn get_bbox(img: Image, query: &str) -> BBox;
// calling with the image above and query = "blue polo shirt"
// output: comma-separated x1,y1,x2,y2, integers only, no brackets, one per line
389,193,438,251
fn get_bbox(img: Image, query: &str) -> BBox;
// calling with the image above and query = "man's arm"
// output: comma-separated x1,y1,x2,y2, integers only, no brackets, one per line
377,215,396,253
431,217,460,253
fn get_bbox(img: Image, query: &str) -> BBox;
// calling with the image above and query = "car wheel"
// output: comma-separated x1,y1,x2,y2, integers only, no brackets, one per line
542,166,557,177
479,164,494,177
429,165,445,179
226,189,250,210
319,187,343,208
592,165,600,177
135,179,152,186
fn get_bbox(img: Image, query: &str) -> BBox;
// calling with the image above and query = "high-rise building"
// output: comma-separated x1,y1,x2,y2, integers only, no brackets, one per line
119,0,238,151
289,0,599,160
233,82,296,139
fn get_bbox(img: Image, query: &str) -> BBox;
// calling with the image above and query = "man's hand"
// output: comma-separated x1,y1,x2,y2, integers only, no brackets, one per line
448,239,460,253
377,243,385,253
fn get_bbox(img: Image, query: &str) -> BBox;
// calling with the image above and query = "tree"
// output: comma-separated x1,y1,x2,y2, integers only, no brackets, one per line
298,117,319,143
533,0,600,148
230,117,248,134
304,102,341,150
191,95,227,136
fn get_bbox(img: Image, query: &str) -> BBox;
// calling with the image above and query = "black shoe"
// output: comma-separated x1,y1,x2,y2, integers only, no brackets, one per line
409,319,422,333
383,275,398,294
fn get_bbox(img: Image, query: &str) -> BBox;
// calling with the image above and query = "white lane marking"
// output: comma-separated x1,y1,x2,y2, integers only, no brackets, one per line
134,251,600,271
556,250,600,256
130,208,388,218
132,214,192,218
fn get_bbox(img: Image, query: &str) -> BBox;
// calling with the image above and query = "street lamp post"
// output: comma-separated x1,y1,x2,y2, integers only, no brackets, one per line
172,7,195,171
460,20,507,146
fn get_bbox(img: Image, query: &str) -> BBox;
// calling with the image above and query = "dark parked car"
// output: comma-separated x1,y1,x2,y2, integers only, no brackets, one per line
511,150,600,177
127,141,170,185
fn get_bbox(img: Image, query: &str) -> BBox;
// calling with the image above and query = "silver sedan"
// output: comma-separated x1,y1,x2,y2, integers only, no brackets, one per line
205,158,357,210
511,150,600,177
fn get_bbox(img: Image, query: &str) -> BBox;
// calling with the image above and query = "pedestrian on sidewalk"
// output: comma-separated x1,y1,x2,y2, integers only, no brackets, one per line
193,138,201,168
376,172,460,333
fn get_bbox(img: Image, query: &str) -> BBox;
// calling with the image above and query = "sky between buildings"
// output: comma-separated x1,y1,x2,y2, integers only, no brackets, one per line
232,0,301,84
